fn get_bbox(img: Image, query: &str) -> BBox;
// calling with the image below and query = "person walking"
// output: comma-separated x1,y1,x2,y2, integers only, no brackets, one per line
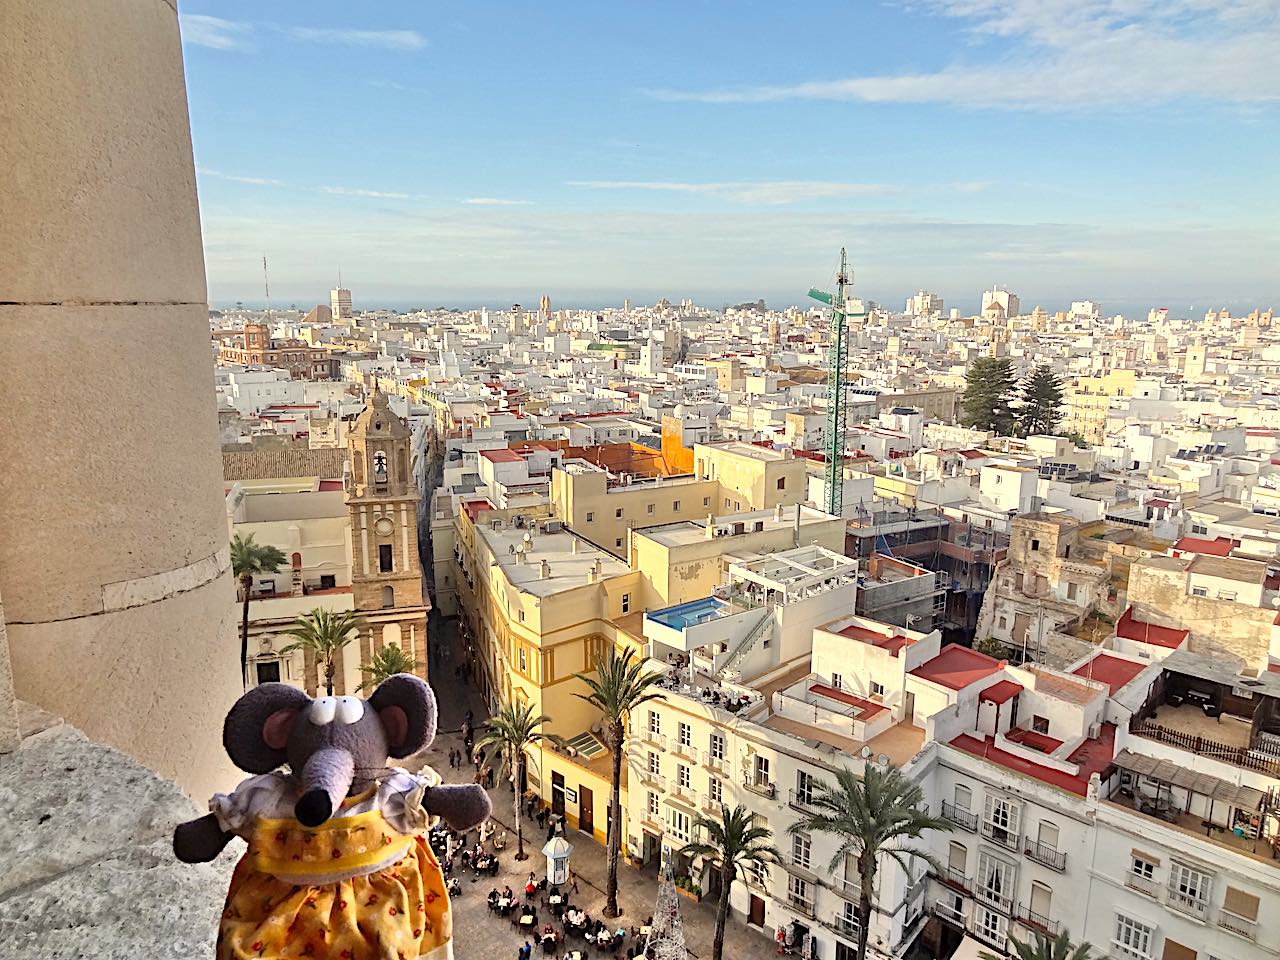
570,870,579,895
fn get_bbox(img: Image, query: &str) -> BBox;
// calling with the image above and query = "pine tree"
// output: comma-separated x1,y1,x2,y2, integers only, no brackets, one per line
1018,364,1066,437
961,357,1017,435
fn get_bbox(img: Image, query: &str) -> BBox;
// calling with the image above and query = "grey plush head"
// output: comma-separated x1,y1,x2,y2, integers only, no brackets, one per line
223,675,438,827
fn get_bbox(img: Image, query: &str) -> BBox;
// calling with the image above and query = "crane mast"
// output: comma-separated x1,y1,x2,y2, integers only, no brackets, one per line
808,247,863,518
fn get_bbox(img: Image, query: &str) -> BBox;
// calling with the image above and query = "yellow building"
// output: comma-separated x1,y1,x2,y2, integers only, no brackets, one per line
454,500,643,842
1064,368,1137,443
550,460,720,558
693,441,806,513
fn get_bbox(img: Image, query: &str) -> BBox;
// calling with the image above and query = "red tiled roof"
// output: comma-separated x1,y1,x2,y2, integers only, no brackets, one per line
959,450,985,459
1072,653,1146,694
1172,536,1236,557
480,448,524,463
808,683,887,720
979,679,1023,705
463,499,493,521
1115,607,1188,649
317,479,344,491
1005,728,1063,753
949,723,1116,797
838,623,912,657
909,643,1003,691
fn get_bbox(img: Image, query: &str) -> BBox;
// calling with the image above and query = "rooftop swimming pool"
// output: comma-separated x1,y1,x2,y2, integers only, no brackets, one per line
647,596,726,630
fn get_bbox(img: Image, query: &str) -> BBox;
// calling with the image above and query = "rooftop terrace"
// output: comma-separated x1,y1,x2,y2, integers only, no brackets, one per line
478,523,629,597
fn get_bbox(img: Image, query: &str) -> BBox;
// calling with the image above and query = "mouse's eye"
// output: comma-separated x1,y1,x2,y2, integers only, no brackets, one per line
309,697,337,725
336,696,364,725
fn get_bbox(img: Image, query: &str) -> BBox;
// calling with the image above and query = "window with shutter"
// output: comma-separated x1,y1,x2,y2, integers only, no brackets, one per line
1223,885,1260,922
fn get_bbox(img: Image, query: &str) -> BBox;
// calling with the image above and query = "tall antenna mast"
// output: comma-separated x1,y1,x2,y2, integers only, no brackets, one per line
262,255,272,320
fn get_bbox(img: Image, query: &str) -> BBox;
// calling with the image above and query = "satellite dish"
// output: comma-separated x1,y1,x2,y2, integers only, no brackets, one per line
523,532,532,543
877,753,890,766
860,746,872,759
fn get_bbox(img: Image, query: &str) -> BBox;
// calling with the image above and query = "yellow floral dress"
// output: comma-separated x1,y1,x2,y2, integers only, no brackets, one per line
210,767,452,960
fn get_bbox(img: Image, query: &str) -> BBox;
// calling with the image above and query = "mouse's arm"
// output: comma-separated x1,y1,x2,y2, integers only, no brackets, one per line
173,813,235,863
423,783,492,832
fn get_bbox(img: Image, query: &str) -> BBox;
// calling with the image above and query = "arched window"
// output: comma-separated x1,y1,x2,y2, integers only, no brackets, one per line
381,622,401,648
397,449,408,484
291,552,302,570
373,451,389,484
353,450,364,484
382,585,395,608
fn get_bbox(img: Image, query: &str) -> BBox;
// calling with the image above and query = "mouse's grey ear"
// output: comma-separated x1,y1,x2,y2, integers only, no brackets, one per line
368,674,437,758
223,683,312,773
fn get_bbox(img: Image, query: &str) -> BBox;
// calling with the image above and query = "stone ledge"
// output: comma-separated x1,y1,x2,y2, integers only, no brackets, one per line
0,716,231,958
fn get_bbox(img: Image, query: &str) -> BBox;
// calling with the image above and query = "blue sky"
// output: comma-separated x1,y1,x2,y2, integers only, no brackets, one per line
181,1,1278,314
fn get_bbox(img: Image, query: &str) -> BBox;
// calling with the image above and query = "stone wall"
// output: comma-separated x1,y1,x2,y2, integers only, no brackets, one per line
0,0,241,799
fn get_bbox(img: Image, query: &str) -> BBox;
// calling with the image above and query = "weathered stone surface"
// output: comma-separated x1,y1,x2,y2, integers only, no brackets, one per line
0,723,230,958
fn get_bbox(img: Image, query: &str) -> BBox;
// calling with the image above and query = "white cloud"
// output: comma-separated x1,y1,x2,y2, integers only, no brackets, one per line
197,166,287,187
285,27,425,50
180,17,425,53
650,0,1280,109
569,180,894,204
180,15,252,50
320,186,413,199
463,197,533,206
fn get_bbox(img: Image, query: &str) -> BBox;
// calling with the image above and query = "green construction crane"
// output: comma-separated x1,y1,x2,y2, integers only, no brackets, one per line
808,247,865,518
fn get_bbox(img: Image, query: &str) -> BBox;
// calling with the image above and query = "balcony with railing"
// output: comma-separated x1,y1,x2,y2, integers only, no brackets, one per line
671,738,698,762
788,788,820,814
1124,873,1158,898
1023,838,1066,872
1016,903,1059,936
667,779,697,806
702,749,729,774
935,898,965,925
979,820,1021,852
641,730,667,751
1166,887,1209,921
831,875,862,900
787,891,817,918
742,775,776,799
1217,909,1257,941
941,866,969,893
974,883,1013,914
829,914,860,939
942,800,978,832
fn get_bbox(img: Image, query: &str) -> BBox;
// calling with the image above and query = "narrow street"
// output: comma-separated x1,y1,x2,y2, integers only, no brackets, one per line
407,615,777,960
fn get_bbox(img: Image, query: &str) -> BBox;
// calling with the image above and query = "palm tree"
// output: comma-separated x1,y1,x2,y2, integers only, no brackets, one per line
983,930,1098,960
230,533,286,689
789,763,949,960
279,608,365,695
475,701,565,861
679,804,781,960
355,644,424,692
574,648,664,917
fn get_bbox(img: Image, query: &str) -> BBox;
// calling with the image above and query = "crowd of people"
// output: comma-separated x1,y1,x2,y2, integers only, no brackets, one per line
490,876,655,959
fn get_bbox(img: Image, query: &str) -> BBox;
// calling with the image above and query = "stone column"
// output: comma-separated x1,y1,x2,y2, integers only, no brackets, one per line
0,0,240,799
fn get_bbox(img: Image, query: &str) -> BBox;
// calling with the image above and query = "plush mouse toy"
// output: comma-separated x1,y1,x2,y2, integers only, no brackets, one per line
173,675,491,960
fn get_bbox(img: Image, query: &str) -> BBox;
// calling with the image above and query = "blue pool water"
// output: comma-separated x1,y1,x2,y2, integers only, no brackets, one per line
648,596,726,630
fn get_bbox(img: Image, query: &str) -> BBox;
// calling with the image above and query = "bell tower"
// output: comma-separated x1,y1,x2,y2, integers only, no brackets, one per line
345,387,430,684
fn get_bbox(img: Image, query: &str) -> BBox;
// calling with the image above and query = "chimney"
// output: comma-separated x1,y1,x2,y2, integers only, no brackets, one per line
705,514,716,539
571,537,580,554
590,558,602,583
774,503,784,521
540,559,550,579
